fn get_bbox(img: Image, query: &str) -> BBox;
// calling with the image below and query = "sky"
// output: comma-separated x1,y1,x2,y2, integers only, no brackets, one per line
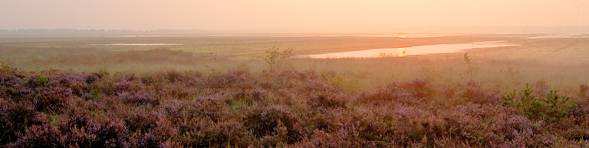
1,0,587,33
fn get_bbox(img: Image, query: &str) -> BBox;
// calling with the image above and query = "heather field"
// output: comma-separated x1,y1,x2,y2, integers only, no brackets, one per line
1,35,589,147
1,65,588,147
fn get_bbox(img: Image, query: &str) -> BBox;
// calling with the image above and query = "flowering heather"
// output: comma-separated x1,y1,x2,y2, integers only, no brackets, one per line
0,66,588,147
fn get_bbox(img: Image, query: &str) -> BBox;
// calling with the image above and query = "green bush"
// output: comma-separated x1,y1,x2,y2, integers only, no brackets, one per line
502,85,577,122
32,76,50,87
264,47,293,71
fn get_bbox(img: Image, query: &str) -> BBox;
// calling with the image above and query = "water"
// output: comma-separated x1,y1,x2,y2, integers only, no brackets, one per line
205,33,457,38
300,41,518,59
89,43,184,46
528,34,589,39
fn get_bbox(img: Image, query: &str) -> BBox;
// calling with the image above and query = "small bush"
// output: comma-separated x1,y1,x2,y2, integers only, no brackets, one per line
118,91,159,106
309,94,346,109
13,125,63,147
502,85,577,122
95,119,129,147
0,102,40,144
244,108,302,144
264,47,293,71
30,76,50,87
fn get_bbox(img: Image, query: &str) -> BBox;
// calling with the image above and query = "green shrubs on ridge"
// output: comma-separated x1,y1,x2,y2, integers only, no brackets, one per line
502,84,577,122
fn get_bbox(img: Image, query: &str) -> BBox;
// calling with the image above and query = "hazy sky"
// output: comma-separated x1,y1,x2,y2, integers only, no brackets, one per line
1,0,587,33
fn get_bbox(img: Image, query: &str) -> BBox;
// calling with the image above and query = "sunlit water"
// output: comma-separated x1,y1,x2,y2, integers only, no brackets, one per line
205,33,458,38
300,41,518,59
89,43,184,46
528,34,589,39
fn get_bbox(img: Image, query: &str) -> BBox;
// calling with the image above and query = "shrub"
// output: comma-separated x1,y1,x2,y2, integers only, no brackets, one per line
30,76,50,87
225,90,259,111
13,125,63,147
184,121,249,147
118,91,159,106
84,89,102,100
244,108,302,144
309,94,346,109
32,87,72,113
264,47,293,71
95,119,129,147
502,85,577,122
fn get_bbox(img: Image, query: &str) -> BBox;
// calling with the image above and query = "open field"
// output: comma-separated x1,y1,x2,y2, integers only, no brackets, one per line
1,35,589,146
1,35,588,90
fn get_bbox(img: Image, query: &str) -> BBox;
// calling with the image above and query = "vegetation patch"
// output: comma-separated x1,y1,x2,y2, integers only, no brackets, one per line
0,65,588,147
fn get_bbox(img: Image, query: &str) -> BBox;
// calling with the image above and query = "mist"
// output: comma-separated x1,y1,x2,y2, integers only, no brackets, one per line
1,0,587,34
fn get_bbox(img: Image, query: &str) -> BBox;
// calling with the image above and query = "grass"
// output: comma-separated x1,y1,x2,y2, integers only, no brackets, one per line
2,36,588,89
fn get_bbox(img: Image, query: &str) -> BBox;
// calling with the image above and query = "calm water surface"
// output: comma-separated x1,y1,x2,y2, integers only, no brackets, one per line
89,43,184,46
301,41,518,59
